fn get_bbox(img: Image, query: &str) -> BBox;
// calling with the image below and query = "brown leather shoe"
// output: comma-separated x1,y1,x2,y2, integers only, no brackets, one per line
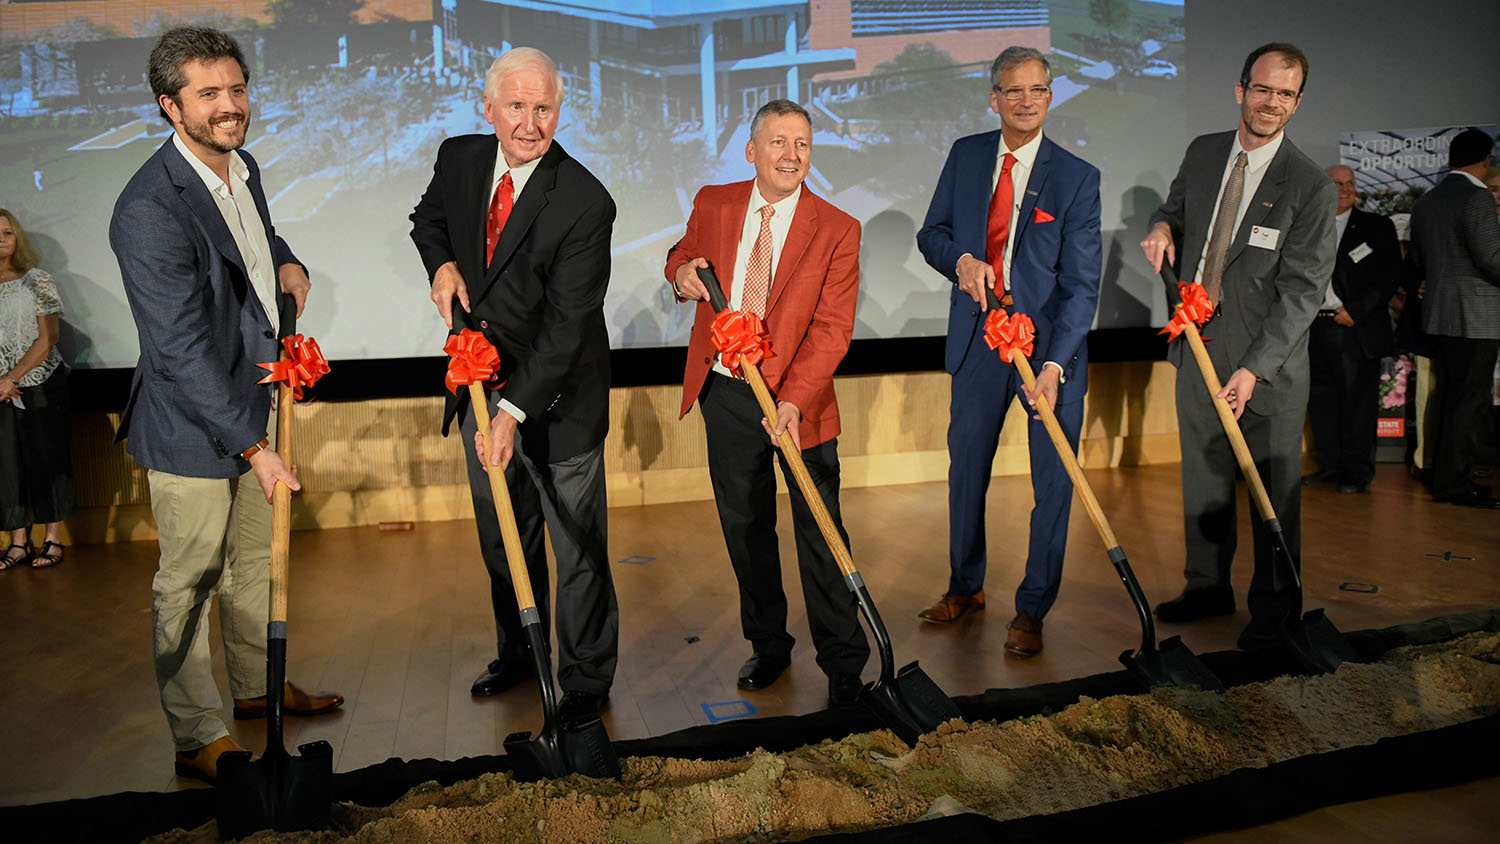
1004,612,1043,657
174,735,246,783
917,590,985,623
233,681,344,720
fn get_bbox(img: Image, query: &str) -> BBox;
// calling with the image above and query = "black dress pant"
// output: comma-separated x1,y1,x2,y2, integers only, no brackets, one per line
699,373,869,678
1430,335,1500,499
1308,316,1380,485
0,366,76,531
459,401,618,697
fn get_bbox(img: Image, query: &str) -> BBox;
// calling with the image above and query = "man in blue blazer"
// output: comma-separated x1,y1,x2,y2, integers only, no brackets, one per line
916,46,1102,657
111,27,340,784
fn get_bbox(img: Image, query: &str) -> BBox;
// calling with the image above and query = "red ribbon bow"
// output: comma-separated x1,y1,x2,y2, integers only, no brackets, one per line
983,310,1036,364
257,334,330,400
443,329,504,395
709,309,773,374
1159,281,1213,342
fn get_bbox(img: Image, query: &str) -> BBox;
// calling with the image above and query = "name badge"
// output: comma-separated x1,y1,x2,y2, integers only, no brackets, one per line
1248,225,1280,250
1349,242,1373,263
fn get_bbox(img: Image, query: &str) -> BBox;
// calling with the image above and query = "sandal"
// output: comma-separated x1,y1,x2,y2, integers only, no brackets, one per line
31,540,63,568
1,543,28,570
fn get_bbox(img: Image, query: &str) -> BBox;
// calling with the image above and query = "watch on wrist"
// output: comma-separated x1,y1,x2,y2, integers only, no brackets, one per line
240,438,270,461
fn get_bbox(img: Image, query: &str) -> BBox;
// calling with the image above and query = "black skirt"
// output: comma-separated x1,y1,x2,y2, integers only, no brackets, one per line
0,366,77,530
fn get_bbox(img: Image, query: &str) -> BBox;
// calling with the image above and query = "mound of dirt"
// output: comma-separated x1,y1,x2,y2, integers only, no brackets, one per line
150,632,1500,843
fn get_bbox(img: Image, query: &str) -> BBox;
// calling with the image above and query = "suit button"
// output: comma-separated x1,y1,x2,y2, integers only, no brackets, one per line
263,330,274,339
480,320,489,328
703,356,711,365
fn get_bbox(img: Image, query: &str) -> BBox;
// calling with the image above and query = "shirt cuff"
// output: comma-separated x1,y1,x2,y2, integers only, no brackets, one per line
1043,360,1066,384
497,398,526,424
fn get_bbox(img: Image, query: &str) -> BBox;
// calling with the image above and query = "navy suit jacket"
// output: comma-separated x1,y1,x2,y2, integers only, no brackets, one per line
110,139,297,478
917,132,1102,403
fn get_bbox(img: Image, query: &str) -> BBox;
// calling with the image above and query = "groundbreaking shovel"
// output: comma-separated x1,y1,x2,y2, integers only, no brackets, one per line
445,331,620,781
1159,262,1358,672
217,330,334,839
981,289,1221,691
696,265,962,746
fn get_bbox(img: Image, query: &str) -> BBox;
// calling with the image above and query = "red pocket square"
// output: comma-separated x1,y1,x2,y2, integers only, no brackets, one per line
1032,207,1056,223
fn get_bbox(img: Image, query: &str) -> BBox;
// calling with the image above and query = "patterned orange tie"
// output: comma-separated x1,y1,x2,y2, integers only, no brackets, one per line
741,204,775,318
485,171,514,267
986,153,1017,292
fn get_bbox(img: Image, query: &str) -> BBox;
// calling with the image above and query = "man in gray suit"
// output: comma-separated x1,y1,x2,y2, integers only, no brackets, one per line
1140,42,1337,648
111,27,341,784
1407,128,1500,509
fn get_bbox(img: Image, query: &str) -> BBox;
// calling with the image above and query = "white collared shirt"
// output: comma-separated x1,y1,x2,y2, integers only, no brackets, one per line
488,148,543,424
1455,169,1488,189
172,132,277,328
1191,131,1285,287
1323,209,1351,309
711,181,802,379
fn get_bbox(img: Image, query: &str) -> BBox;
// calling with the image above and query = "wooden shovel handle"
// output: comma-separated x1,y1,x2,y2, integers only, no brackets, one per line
695,265,857,579
468,382,538,612
1161,276,1280,523
1009,354,1119,551
270,372,293,624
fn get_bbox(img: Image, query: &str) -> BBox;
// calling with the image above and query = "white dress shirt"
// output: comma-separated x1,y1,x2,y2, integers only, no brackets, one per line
1190,130,1285,288
711,182,802,379
490,149,542,424
173,132,277,329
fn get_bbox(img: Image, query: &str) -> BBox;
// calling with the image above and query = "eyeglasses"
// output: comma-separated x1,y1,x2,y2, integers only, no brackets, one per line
1244,83,1299,104
993,85,1052,102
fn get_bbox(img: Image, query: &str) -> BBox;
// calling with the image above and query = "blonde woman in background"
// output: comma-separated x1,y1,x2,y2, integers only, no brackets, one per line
0,209,76,569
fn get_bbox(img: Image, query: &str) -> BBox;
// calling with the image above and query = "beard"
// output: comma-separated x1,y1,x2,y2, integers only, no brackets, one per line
181,110,250,153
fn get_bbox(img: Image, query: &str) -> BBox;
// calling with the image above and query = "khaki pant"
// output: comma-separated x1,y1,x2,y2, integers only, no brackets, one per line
147,436,274,751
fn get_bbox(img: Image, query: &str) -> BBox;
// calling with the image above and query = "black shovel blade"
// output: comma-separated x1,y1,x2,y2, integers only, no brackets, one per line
562,716,622,780
1120,636,1225,692
1284,608,1360,673
504,728,570,782
860,661,963,747
215,741,333,840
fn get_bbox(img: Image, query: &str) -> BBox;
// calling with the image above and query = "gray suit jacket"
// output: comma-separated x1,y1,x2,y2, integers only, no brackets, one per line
1150,131,1338,414
110,139,299,478
1408,172,1500,340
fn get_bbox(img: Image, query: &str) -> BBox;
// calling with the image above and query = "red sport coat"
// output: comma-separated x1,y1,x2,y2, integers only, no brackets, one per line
665,180,861,449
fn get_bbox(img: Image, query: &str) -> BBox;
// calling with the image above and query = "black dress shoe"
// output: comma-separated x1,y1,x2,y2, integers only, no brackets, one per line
1301,469,1338,485
471,657,535,696
737,654,790,690
557,690,605,731
827,672,863,707
1435,490,1500,509
1336,480,1370,494
1154,587,1235,623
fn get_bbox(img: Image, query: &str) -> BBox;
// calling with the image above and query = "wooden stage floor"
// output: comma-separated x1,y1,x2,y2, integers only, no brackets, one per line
2,462,1497,840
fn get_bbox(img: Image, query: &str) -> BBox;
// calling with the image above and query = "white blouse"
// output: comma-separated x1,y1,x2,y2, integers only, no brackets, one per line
0,268,65,387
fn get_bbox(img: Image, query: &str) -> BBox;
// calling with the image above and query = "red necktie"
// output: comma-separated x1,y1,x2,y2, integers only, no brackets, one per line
485,171,514,267
986,153,1016,292
741,204,775,318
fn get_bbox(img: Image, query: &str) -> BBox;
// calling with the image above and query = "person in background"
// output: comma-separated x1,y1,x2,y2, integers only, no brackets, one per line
0,208,76,570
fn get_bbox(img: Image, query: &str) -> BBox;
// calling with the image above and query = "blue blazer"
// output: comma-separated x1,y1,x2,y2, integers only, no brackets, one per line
110,139,298,478
917,132,1101,402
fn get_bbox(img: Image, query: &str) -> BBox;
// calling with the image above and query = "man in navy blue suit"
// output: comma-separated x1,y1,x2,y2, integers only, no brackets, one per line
111,26,341,785
915,46,1102,657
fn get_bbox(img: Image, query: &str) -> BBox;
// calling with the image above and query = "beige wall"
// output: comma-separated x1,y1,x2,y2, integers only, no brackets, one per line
64,361,1186,544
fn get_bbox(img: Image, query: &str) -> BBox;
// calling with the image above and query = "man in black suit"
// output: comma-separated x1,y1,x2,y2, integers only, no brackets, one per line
1302,165,1400,494
1406,128,1500,509
1140,43,1337,649
409,47,618,726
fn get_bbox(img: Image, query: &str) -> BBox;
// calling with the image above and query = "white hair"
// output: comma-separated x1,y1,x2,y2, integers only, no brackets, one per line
484,47,564,106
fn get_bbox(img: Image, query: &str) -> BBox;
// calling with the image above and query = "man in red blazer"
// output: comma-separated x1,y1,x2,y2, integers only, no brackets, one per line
665,99,868,707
